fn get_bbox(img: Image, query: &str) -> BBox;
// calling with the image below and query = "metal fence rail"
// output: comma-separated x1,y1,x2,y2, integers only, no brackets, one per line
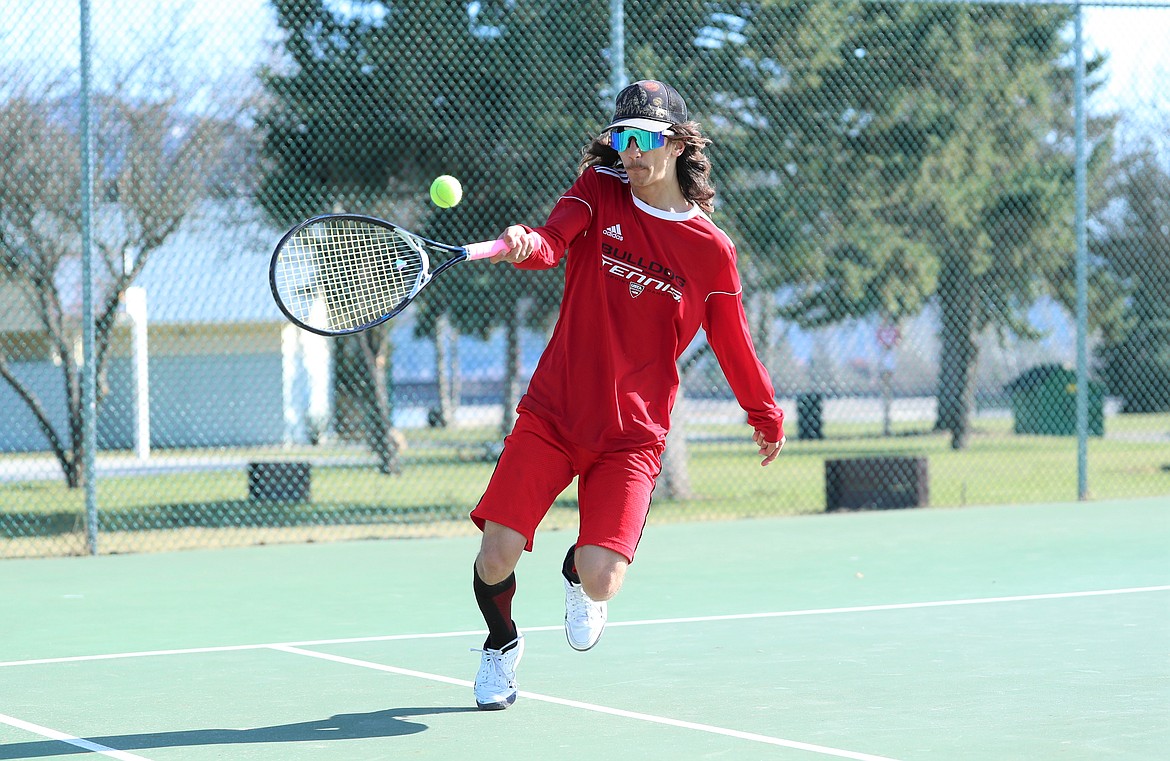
2,0,1168,557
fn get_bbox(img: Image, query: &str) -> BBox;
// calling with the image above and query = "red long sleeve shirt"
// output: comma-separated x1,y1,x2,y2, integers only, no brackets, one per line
513,165,784,450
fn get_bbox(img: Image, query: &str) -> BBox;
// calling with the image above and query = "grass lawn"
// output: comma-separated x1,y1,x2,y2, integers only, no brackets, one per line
3,414,1166,541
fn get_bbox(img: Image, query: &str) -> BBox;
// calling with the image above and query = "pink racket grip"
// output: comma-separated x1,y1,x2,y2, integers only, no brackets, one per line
463,239,509,261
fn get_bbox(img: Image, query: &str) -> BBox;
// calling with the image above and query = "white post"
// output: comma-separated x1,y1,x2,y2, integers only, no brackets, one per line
124,286,150,460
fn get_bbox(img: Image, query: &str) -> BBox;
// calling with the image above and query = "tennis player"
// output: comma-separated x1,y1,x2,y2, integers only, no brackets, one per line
469,80,786,710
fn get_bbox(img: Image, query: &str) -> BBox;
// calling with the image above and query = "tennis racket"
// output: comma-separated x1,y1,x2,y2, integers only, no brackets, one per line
269,213,506,336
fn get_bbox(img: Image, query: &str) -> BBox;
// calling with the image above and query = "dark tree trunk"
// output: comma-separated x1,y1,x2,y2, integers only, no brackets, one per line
935,253,980,450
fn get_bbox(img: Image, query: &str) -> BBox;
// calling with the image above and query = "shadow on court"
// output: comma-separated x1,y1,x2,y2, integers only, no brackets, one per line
0,707,478,758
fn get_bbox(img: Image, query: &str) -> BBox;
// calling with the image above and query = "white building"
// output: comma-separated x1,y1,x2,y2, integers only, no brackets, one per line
0,201,332,453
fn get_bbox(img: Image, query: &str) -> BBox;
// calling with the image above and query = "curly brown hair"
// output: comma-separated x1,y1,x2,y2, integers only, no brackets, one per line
578,122,716,214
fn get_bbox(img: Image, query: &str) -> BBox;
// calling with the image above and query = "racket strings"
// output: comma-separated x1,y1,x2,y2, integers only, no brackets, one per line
275,219,427,332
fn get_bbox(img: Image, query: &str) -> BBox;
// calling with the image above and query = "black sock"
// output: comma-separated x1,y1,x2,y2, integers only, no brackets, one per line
473,564,518,650
562,543,580,584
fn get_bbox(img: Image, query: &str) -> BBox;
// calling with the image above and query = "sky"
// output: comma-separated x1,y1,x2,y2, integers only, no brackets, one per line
2,0,1168,119
1082,3,1170,123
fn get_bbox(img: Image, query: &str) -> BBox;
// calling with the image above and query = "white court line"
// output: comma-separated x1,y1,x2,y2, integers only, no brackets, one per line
270,644,900,761
0,712,154,760
2,585,1166,669
0,643,274,668
604,584,1170,629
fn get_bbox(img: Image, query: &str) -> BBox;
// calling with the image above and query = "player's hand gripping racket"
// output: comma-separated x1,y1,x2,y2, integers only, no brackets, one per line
269,213,505,336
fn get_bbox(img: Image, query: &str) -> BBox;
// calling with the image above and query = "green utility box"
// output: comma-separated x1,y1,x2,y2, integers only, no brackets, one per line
1004,364,1104,436
796,393,824,440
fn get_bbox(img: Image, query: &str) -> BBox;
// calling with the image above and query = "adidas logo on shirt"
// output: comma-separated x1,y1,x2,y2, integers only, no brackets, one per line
602,223,623,241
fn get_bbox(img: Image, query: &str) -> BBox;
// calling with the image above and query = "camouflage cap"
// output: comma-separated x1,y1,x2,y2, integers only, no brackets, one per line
605,80,688,133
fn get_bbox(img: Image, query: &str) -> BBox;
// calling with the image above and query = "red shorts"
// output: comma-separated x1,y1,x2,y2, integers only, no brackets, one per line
470,411,664,563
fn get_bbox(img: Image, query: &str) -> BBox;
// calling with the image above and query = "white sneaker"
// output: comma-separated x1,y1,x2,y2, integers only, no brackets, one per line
564,578,607,651
472,635,524,710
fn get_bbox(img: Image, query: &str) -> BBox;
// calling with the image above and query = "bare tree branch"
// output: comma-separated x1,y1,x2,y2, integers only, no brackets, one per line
0,59,244,486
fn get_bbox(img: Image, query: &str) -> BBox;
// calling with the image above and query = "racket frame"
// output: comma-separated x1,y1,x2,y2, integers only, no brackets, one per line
269,213,502,337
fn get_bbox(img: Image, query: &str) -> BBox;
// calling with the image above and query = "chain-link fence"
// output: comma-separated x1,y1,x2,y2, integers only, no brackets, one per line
2,0,1168,558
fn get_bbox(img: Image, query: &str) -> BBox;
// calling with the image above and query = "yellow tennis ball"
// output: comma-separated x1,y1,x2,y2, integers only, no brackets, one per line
429,175,462,208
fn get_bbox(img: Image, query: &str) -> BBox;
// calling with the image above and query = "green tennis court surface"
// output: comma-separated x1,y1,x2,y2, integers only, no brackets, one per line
2,498,1167,760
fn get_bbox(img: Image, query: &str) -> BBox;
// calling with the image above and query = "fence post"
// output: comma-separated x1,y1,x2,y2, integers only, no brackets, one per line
1074,3,1090,501
79,0,99,554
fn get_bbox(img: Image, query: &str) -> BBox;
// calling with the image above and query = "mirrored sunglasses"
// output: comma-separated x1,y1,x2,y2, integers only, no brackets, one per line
608,127,672,152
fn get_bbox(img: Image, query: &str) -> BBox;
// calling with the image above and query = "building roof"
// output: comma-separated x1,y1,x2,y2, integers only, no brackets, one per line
136,199,285,324
1,199,287,330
